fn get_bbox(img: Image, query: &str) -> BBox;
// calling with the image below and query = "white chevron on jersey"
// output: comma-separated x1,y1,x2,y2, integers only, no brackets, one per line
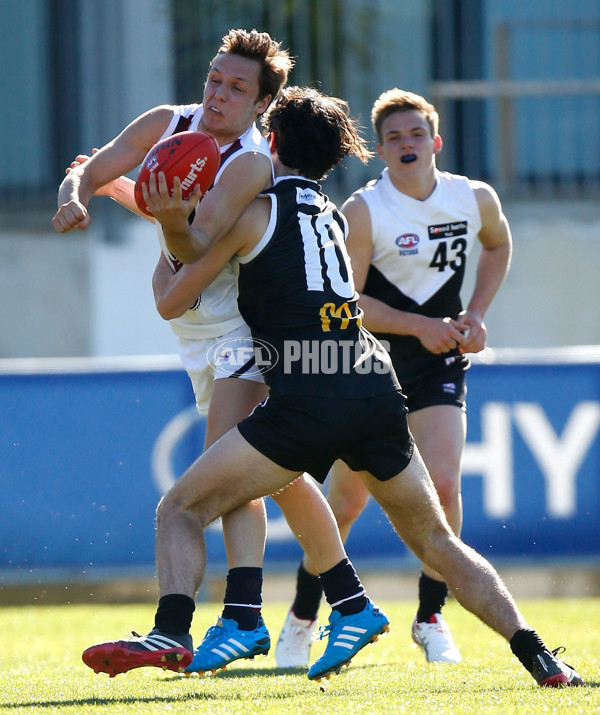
356,168,481,307
154,104,272,339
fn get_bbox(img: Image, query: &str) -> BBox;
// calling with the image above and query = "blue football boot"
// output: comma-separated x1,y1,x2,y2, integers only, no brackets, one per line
307,600,390,681
186,616,270,675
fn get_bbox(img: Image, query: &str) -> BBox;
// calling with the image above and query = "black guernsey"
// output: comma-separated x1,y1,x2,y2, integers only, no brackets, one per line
236,177,399,398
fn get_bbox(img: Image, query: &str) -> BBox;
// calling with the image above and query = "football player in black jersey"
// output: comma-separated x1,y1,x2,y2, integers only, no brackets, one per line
86,86,582,688
278,88,513,667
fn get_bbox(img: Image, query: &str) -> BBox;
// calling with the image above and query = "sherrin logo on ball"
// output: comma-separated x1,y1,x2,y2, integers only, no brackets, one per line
134,130,221,216
180,156,209,191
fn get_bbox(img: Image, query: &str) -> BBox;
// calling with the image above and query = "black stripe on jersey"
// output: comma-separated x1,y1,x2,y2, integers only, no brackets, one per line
174,115,195,134
364,265,419,312
171,111,200,224
187,139,243,227
174,118,242,229
363,264,463,319
220,138,243,165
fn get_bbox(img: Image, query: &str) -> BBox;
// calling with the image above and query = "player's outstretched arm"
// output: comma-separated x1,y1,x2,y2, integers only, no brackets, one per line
52,106,173,233
102,175,151,220
65,150,152,221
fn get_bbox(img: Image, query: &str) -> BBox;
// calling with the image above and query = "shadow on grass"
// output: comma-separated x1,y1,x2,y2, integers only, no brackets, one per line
178,664,308,679
3,665,596,709
0,665,315,710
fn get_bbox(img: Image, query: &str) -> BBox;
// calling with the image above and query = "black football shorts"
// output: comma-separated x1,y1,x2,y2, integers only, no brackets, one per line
398,355,468,413
237,389,414,483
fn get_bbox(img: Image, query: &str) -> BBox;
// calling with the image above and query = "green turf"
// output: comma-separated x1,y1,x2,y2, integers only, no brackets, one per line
0,599,598,714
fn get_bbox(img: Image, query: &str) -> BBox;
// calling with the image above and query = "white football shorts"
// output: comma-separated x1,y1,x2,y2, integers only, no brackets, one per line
177,323,264,414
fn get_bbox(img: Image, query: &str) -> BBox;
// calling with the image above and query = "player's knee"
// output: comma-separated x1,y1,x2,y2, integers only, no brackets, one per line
421,522,459,571
156,493,178,525
330,492,368,530
156,491,204,528
430,470,461,510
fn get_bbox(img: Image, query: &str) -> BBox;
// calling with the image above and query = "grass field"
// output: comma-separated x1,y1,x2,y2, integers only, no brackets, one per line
1,598,598,714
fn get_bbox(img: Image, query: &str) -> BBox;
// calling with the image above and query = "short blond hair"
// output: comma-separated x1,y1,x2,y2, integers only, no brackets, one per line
371,88,439,143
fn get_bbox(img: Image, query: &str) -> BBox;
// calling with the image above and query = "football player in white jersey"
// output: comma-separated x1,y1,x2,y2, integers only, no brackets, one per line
55,30,362,676
277,88,513,667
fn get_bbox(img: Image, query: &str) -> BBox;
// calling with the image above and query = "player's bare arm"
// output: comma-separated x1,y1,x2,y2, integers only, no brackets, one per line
342,194,374,292
52,106,174,233
152,253,202,320
152,230,237,321
154,151,272,264
457,180,513,353
343,194,466,355
100,174,149,219
153,196,270,320
67,151,150,221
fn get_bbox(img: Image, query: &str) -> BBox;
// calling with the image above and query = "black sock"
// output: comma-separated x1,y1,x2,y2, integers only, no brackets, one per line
291,562,323,621
154,593,195,635
319,558,367,617
509,629,547,673
416,572,448,623
221,567,263,630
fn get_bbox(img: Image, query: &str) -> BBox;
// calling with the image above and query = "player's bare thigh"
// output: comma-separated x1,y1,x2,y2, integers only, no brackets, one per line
205,377,268,448
168,426,302,525
409,404,465,541
408,404,465,483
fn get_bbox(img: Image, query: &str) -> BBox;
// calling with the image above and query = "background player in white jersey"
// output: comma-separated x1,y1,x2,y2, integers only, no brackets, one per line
276,88,513,667
117,84,579,688
54,29,359,674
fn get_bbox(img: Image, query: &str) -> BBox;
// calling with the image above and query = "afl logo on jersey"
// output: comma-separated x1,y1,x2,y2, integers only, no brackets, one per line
396,233,419,256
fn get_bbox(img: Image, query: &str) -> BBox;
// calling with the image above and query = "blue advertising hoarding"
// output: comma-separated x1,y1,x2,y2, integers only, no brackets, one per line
1,348,599,583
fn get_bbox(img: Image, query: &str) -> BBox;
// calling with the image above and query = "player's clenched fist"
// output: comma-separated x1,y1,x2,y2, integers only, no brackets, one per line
52,200,91,233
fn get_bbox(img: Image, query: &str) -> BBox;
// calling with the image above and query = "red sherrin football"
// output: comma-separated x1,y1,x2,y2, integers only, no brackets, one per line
134,130,220,216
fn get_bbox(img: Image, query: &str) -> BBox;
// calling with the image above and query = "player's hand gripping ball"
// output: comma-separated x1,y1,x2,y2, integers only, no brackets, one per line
134,130,220,216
